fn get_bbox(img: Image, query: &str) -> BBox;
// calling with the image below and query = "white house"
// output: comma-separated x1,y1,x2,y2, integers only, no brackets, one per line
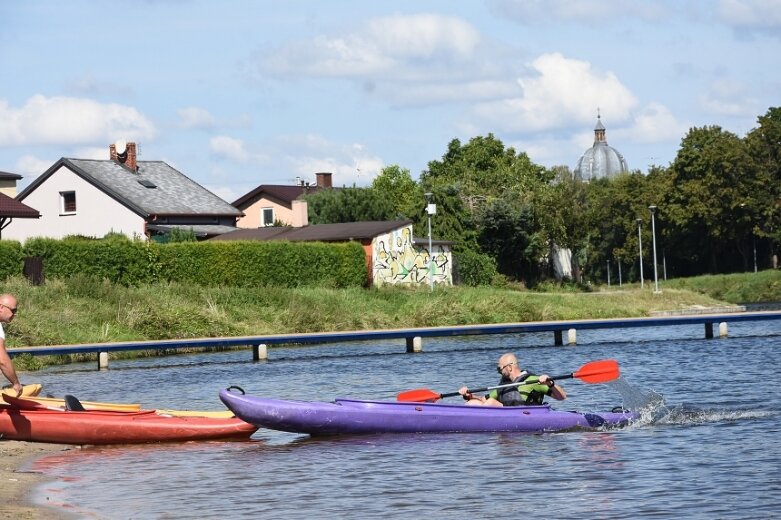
5,142,242,242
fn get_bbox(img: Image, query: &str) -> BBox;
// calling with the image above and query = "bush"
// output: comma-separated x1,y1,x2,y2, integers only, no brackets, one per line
9,236,368,288
0,240,23,279
453,249,499,286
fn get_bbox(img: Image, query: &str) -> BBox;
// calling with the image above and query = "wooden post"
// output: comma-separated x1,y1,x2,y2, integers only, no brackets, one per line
252,344,268,361
98,352,109,370
554,330,563,346
705,322,714,339
406,336,422,353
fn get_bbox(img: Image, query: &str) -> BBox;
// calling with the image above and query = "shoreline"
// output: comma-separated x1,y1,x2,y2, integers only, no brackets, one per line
0,440,72,519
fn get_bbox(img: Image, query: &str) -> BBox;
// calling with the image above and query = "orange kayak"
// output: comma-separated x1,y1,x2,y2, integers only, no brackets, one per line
0,396,257,445
4,395,234,418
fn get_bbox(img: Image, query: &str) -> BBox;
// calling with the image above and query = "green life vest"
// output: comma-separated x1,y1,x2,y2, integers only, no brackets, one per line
488,373,550,406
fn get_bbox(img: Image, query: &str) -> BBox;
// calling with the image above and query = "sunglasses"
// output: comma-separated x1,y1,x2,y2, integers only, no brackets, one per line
496,362,514,374
0,303,17,315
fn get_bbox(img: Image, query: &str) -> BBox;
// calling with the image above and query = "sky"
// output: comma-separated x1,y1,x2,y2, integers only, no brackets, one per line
1,0,780,203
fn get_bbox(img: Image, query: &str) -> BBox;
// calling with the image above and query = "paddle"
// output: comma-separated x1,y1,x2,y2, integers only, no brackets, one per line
396,359,620,403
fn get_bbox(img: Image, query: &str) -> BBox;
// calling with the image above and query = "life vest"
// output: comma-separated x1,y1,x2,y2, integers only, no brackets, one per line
489,371,550,406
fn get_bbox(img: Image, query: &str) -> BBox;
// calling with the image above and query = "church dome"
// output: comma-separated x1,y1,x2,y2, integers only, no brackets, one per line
574,115,628,181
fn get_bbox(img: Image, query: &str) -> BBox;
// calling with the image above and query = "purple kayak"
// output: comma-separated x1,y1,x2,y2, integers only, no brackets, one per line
219,388,637,435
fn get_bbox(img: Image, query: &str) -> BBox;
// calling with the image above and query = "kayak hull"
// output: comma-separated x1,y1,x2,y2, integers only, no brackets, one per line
219,390,637,435
0,407,258,445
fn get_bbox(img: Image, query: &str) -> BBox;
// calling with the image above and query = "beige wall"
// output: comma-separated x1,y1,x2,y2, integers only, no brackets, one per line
237,197,308,228
0,179,17,198
4,166,145,242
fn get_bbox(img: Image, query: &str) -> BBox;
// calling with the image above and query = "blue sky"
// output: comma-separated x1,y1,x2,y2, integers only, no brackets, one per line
1,0,779,203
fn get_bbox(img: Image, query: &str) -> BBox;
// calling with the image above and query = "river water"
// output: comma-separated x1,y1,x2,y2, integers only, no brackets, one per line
26,321,781,519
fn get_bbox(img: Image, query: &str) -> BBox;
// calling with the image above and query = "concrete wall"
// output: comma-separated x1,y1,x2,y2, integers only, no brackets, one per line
4,166,145,242
371,224,452,287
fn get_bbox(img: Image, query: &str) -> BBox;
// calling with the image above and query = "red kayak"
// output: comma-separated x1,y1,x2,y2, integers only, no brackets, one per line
0,397,258,445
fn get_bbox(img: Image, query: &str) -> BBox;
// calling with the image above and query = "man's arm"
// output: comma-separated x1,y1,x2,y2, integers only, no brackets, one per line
0,340,22,396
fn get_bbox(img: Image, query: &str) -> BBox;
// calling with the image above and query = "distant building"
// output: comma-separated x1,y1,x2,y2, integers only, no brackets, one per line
233,172,334,228
5,142,242,242
574,114,628,181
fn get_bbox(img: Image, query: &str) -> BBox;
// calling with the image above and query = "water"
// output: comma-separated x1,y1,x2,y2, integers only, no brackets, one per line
25,321,781,519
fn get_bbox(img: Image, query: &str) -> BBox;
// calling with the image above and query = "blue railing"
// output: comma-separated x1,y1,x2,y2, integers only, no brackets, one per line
9,310,781,368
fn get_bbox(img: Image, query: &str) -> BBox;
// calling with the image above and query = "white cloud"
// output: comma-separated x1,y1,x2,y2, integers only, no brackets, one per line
717,0,781,31
624,103,691,143
380,80,519,107
178,107,217,130
262,13,482,81
209,135,251,163
471,53,638,133
15,154,54,180
275,134,385,187
491,0,668,24
698,79,759,116
0,95,156,146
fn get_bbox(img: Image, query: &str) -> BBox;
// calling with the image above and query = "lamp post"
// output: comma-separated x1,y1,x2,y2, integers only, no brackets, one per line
649,205,660,293
636,218,644,289
740,203,758,273
424,192,436,290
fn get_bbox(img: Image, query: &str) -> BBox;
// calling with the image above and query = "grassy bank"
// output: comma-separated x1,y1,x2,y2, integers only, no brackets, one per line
5,270,779,370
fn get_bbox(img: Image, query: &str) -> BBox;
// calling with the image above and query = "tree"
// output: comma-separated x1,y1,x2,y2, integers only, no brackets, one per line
745,107,781,268
371,165,422,220
663,125,754,274
303,186,396,224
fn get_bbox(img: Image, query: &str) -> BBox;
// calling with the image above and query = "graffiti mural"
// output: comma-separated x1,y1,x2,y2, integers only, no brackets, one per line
372,225,452,286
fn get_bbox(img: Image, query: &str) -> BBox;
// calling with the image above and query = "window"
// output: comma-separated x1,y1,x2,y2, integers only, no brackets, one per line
60,191,76,214
261,207,274,227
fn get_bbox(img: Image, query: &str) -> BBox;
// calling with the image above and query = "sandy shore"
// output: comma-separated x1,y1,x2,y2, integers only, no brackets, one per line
0,440,72,519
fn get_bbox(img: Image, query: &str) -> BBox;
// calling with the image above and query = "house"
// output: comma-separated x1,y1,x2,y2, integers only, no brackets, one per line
0,171,23,198
0,192,40,239
4,142,242,242
212,220,453,287
232,172,334,228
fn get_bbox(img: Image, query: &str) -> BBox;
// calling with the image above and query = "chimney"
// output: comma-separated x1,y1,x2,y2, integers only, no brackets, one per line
315,172,332,188
109,141,138,172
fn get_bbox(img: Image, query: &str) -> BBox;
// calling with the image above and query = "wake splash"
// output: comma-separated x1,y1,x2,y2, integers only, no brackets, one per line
608,378,775,428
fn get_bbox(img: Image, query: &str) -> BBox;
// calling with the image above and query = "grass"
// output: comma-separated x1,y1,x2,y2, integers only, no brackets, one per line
5,269,779,370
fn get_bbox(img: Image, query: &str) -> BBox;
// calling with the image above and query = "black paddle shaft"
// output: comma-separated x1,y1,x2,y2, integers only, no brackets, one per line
439,372,574,399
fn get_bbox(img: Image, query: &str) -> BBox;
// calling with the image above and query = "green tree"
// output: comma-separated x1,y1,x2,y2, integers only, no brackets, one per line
663,125,754,274
304,186,396,224
371,165,423,219
745,107,781,268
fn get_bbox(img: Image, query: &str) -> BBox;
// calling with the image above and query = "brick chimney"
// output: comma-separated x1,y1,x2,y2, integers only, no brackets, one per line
315,172,332,188
109,142,138,171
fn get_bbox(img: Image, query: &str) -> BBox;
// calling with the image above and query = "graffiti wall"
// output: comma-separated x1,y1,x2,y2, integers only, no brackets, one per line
372,225,452,287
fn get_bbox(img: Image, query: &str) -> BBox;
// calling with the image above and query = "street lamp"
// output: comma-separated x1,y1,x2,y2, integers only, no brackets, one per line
636,218,644,289
424,192,436,290
649,206,660,293
740,203,758,273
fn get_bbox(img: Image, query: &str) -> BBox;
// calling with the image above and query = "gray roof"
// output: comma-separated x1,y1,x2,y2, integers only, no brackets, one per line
146,224,240,237
211,220,414,242
18,158,242,218
574,143,628,181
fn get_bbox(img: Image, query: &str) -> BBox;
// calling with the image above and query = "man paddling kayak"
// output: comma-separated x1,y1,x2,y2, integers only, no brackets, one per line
459,353,567,406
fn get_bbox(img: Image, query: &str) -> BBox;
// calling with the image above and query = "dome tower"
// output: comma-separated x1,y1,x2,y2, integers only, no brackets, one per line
574,114,628,181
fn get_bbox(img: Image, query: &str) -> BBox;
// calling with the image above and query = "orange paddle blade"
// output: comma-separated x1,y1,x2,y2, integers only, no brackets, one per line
573,359,620,384
396,389,441,402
